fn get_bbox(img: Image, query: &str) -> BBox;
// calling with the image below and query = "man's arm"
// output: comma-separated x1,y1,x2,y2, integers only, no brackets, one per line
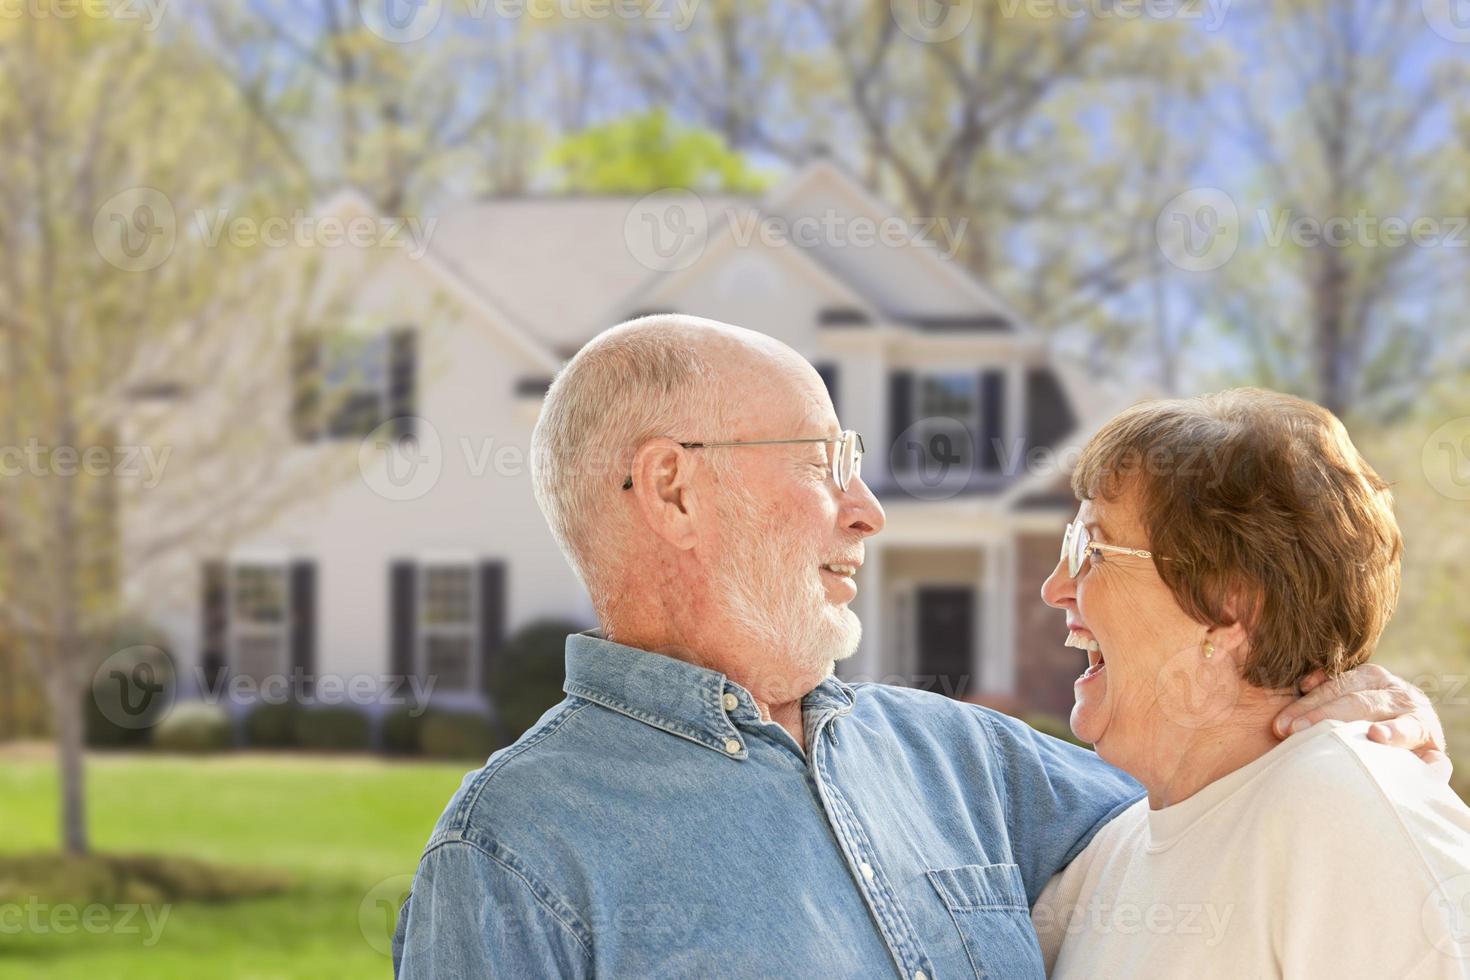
393,839,591,979
977,708,1144,906
1271,663,1452,777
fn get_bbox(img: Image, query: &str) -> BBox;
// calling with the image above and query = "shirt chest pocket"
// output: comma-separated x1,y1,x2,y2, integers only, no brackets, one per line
926,863,1046,980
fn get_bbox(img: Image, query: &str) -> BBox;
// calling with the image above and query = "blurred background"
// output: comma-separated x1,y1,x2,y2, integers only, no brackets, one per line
1,0,1467,976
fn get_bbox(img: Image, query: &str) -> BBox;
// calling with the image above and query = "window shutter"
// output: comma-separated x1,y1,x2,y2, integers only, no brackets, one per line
814,362,840,417
979,369,1006,473
390,562,417,686
888,371,914,472
478,561,506,700
388,327,417,443
290,560,317,698
1024,367,1077,451
201,561,228,691
290,332,321,442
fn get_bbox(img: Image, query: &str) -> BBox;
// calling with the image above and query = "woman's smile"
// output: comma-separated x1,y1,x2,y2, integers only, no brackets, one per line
1065,625,1106,683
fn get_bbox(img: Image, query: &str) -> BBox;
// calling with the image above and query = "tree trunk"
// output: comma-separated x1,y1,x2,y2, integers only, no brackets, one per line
49,656,89,856
1312,244,1350,418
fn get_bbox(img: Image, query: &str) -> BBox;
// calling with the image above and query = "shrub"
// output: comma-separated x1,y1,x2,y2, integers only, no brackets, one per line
381,705,426,755
152,702,232,753
295,706,370,752
419,709,499,760
1022,712,1088,748
244,701,299,748
491,619,585,741
0,853,291,906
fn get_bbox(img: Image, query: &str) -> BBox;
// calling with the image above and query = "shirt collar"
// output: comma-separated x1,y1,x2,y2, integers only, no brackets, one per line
561,631,856,759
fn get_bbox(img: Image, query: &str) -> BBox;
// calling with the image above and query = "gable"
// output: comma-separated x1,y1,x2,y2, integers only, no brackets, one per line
605,205,881,355
763,161,1017,326
307,189,561,374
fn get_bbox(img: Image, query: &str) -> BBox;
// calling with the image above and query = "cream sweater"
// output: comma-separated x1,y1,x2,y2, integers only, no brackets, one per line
1033,720,1470,979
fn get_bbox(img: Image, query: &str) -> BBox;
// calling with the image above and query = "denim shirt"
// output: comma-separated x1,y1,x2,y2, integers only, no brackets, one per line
393,634,1142,979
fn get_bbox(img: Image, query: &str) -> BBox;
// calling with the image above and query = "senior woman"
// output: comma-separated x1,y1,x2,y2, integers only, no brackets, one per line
1031,388,1470,979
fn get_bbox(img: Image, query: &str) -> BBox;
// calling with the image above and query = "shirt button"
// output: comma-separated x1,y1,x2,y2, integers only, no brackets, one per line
723,693,738,711
859,862,874,881
724,738,742,755
914,973,928,980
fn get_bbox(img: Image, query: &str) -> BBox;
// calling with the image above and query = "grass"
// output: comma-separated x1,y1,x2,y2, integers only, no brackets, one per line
0,748,472,979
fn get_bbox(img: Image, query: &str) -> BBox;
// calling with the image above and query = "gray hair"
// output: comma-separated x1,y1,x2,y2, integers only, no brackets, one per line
530,314,734,610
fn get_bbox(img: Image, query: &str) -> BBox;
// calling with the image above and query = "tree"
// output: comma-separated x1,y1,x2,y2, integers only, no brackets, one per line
600,0,1219,386
0,12,353,855
545,109,770,193
196,0,541,206
1191,0,1470,418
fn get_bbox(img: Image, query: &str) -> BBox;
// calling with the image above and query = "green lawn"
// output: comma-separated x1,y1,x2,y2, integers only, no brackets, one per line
0,749,471,979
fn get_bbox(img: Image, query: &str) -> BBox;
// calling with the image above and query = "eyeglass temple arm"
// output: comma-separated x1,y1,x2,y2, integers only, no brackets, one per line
1094,543,1170,561
625,434,859,490
679,437,844,449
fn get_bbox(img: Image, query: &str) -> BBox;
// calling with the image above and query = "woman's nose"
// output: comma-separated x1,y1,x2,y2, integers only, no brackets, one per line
1041,555,1075,610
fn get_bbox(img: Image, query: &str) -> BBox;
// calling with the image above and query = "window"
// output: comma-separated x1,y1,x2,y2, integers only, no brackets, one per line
914,372,978,470
231,565,289,685
903,370,1009,480
418,565,477,693
322,333,390,438
292,327,416,442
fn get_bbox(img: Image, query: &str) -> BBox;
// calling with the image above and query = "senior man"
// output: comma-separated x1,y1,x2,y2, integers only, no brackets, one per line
393,314,1447,979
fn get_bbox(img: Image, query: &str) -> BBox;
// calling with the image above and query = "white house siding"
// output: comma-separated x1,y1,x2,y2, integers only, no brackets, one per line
122,214,589,704
118,163,1101,719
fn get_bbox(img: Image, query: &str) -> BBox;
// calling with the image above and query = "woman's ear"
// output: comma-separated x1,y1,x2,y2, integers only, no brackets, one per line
629,438,699,550
1210,586,1256,660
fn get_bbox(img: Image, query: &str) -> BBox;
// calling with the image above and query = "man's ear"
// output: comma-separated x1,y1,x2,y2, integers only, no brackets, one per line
629,438,700,550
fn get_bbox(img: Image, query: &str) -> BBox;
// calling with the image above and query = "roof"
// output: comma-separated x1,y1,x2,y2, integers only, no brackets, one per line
424,195,752,350
419,162,1041,352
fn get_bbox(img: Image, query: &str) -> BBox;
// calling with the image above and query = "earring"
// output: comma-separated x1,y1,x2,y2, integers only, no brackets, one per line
1202,639,1215,659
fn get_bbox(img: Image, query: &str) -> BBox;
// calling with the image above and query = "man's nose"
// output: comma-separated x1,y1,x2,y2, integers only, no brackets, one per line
842,475,885,537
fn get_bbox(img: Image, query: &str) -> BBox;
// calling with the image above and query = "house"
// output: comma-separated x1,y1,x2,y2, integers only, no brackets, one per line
122,161,1123,725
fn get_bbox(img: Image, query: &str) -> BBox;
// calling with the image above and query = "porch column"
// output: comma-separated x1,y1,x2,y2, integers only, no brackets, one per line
845,545,884,683
979,539,1018,697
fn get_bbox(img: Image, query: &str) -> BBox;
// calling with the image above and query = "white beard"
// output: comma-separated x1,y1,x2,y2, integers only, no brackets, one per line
710,482,863,675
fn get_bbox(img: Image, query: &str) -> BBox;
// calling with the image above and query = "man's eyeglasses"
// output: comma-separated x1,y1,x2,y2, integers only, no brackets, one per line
1060,520,1170,579
622,430,866,493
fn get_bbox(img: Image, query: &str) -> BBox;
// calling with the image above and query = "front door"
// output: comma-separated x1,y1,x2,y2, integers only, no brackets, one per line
916,586,975,699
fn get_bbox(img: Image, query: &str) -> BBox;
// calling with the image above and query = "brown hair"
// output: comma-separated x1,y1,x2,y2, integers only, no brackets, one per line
1071,388,1402,688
